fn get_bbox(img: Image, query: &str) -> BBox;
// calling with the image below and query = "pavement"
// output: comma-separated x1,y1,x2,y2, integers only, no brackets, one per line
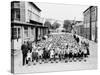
12,33,98,74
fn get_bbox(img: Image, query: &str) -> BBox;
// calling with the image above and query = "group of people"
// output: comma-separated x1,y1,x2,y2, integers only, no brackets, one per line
21,33,90,66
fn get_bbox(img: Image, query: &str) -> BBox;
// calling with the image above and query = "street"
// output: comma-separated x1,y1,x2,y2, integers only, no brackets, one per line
13,33,97,74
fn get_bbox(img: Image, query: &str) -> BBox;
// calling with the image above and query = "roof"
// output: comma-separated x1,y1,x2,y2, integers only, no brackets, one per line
11,1,20,3
11,1,41,11
29,2,41,11
11,21,47,28
83,6,93,13
30,20,42,25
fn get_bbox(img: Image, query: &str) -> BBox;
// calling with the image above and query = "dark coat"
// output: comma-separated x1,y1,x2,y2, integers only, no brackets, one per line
27,43,32,52
32,51,38,60
21,44,28,55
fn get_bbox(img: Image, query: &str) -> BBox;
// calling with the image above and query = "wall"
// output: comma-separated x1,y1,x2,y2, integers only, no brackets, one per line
25,2,41,22
20,1,26,22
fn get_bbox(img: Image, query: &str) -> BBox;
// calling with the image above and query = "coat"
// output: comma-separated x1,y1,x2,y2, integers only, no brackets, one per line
21,44,28,55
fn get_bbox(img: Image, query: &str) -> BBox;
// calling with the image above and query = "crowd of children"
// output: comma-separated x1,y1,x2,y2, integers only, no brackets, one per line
25,33,90,66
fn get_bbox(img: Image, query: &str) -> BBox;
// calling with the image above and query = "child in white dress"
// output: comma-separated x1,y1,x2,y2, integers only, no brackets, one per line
26,50,32,65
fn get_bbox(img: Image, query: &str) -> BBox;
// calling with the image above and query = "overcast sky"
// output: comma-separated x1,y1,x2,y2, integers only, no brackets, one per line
35,2,89,21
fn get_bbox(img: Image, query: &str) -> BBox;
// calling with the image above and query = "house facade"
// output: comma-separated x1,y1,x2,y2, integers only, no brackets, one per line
11,1,49,50
83,6,97,42
73,21,84,37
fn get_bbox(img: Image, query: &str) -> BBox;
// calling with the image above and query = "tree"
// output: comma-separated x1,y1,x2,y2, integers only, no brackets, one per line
63,20,72,32
51,21,61,30
44,21,52,29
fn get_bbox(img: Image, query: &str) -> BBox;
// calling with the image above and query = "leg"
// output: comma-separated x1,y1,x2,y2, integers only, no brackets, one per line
22,54,26,65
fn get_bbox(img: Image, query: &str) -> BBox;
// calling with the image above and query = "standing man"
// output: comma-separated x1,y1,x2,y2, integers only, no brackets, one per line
21,41,28,66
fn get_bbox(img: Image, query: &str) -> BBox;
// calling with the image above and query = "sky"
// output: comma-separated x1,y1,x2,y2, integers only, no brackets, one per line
35,2,89,21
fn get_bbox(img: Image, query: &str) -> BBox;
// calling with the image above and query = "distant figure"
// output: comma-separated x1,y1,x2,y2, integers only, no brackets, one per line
21,41,28,66
73,34,80,43
73,34,76,40
76,36,80,43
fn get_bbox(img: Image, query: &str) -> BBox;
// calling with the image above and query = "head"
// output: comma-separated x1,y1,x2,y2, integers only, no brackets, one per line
53,49,55,51
24,41,27,45
43,47,45,50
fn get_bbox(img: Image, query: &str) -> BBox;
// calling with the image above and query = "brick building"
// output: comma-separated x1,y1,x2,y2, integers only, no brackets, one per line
11,1,49,50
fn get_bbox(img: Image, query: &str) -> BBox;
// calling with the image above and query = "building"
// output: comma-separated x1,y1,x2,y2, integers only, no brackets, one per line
11,1,49,50
73,21,84,36
83,6,97,42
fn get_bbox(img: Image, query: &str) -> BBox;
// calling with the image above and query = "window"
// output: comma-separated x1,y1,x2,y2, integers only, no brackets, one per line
24,27,28,37
18,28,21,38
14,9,20,21
12,28,17,39
11,27,21,39
31,27,35,36
38,28,40,36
